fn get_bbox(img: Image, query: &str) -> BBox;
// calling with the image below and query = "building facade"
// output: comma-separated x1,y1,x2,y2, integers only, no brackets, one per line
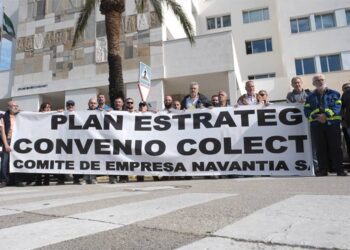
0,0,349,110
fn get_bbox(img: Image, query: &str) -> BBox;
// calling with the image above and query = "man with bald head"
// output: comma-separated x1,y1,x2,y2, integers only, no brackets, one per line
88,97,98,110
0,101,25,187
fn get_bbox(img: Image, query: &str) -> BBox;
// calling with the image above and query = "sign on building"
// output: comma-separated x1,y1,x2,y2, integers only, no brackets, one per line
138,62,151,101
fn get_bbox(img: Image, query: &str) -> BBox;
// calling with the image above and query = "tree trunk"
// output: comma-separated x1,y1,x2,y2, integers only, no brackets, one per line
100,0,125,108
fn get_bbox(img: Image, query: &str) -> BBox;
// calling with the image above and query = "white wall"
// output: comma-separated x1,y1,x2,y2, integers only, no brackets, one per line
14,94,41,111
194,0,285,81
164,31,234,78
276,0,350,77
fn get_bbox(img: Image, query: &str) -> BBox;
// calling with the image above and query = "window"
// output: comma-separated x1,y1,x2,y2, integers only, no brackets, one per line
35,0,46,20
290,17,310,33
96,21,106,37
243,8,269,23
222,15,231,27
320,54,342,72
207,18,216,30
248,73,276,80
207,15,231,30
295,58,316,75
315,13,335,30
346,10,350,25
0,38,13,71
245,38,272,54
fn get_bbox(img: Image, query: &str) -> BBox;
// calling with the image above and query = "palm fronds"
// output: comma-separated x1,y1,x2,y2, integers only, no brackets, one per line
72,0,98,47
138,0,195,44
162,0,195,44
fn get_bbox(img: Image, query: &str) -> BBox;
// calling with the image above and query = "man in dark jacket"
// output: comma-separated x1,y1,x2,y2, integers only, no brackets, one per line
181,82,211,110
341,82,350,161
304,74,347,176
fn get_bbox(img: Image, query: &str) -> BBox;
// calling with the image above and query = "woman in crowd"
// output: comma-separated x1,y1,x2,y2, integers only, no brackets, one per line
257,90,270,105
174,100,181,110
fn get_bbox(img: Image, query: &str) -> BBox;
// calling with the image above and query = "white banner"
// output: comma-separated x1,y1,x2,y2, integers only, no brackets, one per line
10,105,314,176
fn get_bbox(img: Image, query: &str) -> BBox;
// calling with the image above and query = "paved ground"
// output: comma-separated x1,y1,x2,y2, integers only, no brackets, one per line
0,175,349,249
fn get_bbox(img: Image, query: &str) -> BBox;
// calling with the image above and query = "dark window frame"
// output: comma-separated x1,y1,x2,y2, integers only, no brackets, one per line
315,12,336,30
295,57,316,75
243,8,269,24
245,38,273,54
320,54,342,72
346,9,350,25
290,17,311,33
206,14,231,30
248,73,276,80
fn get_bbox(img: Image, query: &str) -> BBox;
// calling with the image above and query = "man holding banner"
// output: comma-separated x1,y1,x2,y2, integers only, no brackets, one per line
181,82,212,110
304,74,347,176
0,101,25,187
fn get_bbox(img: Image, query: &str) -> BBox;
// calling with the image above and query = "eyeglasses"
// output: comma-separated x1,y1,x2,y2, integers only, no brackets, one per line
127,102,133,104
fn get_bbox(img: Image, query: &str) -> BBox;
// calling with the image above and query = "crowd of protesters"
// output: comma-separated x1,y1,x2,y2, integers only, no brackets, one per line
0,74,348,187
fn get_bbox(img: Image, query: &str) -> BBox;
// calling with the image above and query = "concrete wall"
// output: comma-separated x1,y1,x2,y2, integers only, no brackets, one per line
164,31,234,78
194,0,285,82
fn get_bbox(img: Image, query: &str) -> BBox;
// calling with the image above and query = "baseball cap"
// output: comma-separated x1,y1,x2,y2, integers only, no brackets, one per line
139,101,147,107
66,100,75,106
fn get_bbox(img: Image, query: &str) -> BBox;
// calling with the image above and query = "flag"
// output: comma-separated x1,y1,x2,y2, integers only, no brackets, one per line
3,12,15,38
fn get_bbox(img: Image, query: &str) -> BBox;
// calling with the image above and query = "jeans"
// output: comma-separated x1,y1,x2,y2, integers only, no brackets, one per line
0,146,10,183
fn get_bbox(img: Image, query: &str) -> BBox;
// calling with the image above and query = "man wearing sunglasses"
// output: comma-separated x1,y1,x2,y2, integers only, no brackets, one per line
125,98,135,113
257,90,270,105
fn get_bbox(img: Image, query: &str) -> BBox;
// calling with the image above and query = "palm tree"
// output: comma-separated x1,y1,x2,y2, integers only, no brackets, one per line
72,0,195,107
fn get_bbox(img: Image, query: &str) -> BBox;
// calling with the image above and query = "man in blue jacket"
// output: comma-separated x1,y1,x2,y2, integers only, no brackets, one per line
304,74,347,176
